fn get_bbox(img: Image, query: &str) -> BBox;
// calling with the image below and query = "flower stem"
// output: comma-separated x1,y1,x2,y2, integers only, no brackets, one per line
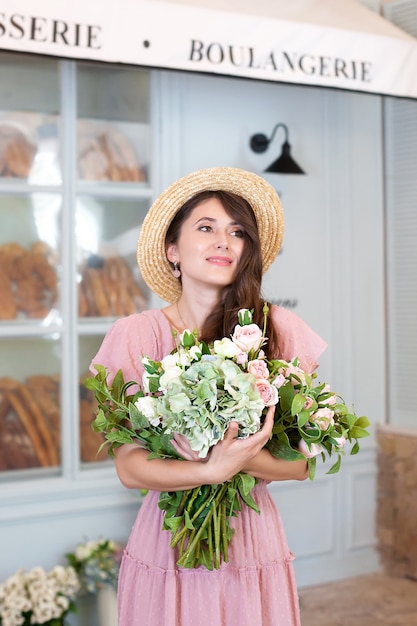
176,490,190,517
220,502,229,563
170,485,218,548
176,483,229,568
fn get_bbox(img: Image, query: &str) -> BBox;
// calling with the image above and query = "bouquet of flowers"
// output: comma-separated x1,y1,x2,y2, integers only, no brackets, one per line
86,305,370,570
65,538,123,594
0,565,80,626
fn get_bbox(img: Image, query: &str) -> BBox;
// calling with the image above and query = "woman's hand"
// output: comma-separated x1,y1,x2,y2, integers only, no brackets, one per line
203,405,275,483
170,433,206,462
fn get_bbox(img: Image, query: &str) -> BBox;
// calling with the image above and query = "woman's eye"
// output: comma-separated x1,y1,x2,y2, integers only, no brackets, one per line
231,229,244,238
199,225,212,232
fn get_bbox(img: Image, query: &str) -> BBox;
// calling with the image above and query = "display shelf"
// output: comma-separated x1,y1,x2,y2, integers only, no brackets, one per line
0,51,152,479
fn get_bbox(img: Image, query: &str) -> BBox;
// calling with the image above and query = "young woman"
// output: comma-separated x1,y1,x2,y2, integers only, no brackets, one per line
91,167,327,625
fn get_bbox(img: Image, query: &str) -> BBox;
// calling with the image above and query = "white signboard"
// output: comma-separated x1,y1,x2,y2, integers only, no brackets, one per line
1,0,417,98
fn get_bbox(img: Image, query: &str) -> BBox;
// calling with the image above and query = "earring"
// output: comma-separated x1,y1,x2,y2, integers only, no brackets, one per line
172,262,181,278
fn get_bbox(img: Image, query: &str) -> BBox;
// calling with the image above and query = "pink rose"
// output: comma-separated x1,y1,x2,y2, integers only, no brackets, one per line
236,352,248,366
272,373,286,389
310,407,335,431
319,385,337,406
232,324,263,353
333,435,346,448
281,363,306,386
247,359,269,380
299,439,323,458
304,396,314,410
256,379,279,406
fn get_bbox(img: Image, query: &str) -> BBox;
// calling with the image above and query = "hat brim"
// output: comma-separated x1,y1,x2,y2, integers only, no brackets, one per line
137,167,284,303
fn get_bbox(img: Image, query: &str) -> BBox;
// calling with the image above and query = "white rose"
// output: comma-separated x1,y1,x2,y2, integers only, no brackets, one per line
135,396,158,422
161,354,180,369
213,337,241,358
141,371,151,393
189,345,202,360
159,365,183,391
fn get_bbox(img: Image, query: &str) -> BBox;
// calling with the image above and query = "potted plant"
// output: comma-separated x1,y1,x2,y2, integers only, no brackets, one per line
65,539,123,626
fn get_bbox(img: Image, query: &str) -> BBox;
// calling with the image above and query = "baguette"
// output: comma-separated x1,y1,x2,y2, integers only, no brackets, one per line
25,376,60,452
0,268,17,319
6,388,51,467
0,124,36,177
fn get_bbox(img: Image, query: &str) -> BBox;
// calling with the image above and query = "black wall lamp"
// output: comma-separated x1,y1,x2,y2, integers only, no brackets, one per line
249,122,305,174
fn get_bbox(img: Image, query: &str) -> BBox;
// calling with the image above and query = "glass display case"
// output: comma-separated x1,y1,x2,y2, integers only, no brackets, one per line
0,52,152,476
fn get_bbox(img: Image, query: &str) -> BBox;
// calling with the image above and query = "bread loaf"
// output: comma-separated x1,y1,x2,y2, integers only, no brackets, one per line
0,374,109,471
77,120,146,182
0,241,58,319
0,390,40,470
78,254,147,317
0,124,36,178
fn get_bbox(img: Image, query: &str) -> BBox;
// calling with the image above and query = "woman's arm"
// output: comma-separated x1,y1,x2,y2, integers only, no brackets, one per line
114,407,275,491
242,449,309,482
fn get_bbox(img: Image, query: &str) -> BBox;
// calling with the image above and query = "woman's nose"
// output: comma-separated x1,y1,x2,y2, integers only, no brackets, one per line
215,231,229,249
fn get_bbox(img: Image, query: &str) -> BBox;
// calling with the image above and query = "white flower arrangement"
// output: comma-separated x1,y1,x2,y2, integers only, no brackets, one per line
0,565,80,626
65,539,123,594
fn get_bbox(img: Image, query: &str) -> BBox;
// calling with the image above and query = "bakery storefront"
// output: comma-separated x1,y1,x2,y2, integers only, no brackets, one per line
1,1,417,622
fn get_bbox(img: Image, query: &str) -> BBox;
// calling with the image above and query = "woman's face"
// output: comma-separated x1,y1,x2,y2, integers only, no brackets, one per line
166,196,246,295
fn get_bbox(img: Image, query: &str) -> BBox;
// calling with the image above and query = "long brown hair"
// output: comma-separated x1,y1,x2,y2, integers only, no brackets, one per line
165,190,279,357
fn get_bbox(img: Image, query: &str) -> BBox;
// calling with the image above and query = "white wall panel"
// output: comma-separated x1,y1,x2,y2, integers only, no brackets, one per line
269,477,336,558
346,462,378,550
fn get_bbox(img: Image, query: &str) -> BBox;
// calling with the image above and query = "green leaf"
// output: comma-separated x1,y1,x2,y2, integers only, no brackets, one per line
308,457,316,480
91,408,108,432
112,369,127,401
354,416,371,429
184,510,195,530
277,382,295,413
105,430,134,444
84,376,106,393
239,490,260,514
182,330,197,347
266,435,305,461
291,393,306,416
349,426,370,439
148,377,161,394
199,547,214,571
143,359,161,374
326,454,342,474
237,473,256,496
297,409,311,429
350,441,360,455
162,516,184,532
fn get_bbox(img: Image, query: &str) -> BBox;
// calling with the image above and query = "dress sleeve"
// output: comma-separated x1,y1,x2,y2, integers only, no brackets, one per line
89,312,161,391
270,305,327,373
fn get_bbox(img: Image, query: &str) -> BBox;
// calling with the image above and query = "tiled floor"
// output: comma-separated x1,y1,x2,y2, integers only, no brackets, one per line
299,573,417,626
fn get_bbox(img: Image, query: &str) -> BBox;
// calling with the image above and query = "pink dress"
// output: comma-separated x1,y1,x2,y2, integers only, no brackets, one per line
91,307,327,626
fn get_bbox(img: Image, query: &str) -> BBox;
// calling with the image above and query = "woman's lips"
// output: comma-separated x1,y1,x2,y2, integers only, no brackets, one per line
206,256,232,266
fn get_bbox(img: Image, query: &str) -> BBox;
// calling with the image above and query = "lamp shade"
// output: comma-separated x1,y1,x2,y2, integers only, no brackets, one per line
265,141,305,174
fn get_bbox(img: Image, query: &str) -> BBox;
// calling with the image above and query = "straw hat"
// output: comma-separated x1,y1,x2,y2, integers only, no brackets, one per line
137,167,284,303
